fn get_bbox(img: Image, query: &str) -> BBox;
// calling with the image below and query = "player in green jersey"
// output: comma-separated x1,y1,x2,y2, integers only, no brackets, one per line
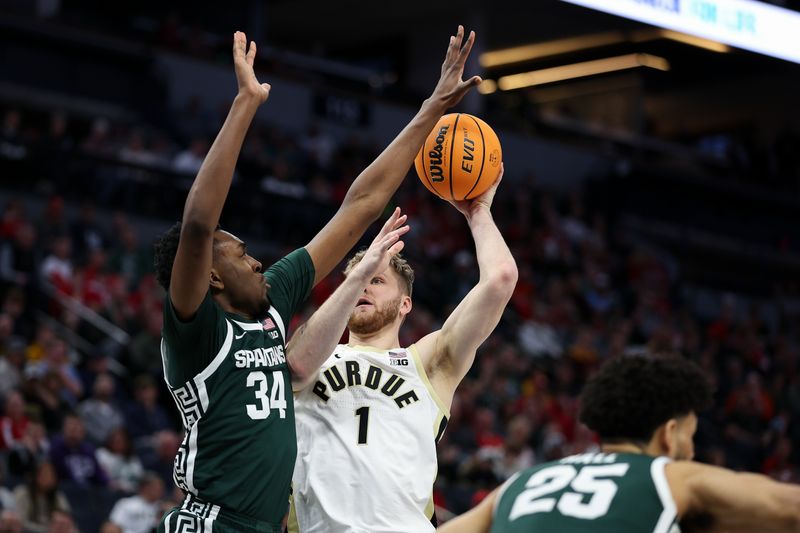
438,354,800,533
152,27,480,533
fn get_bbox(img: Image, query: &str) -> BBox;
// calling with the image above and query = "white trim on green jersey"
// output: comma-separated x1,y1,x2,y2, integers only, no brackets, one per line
650,457,678,533
161,319,234,494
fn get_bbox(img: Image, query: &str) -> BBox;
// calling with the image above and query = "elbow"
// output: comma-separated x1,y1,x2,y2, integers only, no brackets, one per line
487,261,518,297
287,353,313,384
341,189,384,222
181,218,216,241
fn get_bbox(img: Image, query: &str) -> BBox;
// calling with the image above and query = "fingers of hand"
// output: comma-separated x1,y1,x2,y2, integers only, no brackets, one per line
379,208,403,235
388,241,405,256
247,40,257,65
454,25,464,48
457,30,476,64
382,225,410,246
378,224,410,251
233,32,246,57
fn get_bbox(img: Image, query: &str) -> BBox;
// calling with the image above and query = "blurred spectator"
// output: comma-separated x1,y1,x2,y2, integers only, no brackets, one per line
37,197,69,252
8,421,50,482
1,110,21,142
96,428,144,495
124,375,171,450
0,338,25,399
70,203,107,265
172,137,208,175
75,248,110,313
300,123,334,169
107,225,151,291
76,373,124,446
125,314,163,377
0,464,14,511
0,509,22,533
27,369,73,433
0,222,39,288
45,510,76,533
762,436,798,483
49,414,108,487
12,462,70,533
30,339,83,407
107,472,164,533
99,521,123,533
492,415,535,481
0,390,29,450
141,430,180,491
25,324,55,365
39,236,73,297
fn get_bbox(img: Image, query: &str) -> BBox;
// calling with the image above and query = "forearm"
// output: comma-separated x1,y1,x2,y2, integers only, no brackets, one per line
342,98,448,216
466,207,517,285
287,271,370,388
182,94,261,229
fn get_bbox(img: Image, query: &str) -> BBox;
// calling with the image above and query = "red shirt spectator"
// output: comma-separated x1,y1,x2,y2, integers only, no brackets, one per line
0,390,29,450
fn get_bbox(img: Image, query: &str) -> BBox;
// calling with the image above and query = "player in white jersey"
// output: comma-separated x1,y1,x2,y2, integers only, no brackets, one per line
287,158,518,532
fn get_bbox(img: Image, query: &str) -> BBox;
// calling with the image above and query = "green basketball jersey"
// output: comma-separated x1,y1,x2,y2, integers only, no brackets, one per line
160,248,314,524
492,452,679,533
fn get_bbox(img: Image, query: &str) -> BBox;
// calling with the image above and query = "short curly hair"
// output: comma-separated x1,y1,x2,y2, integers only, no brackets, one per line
578,353,712,444
153,222,182,290
153,221,221,291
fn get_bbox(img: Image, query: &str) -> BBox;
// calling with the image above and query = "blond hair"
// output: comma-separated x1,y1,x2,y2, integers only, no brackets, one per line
344,251,414,296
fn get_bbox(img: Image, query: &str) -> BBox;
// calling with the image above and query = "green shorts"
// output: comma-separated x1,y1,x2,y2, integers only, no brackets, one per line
158,493,283,533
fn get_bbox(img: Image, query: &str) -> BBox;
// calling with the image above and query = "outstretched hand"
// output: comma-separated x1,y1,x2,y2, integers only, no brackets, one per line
430,25,482,109
448,162,504,217
352,208,410,280
233,31,271,103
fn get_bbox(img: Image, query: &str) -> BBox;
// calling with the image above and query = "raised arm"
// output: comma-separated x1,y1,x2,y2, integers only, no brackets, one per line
287,208,410,388
304,25,481,285
415,165,518,404
169,32,270,319
668,461,800,532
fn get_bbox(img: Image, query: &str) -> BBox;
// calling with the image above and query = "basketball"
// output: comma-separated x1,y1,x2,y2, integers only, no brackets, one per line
414,113,502,201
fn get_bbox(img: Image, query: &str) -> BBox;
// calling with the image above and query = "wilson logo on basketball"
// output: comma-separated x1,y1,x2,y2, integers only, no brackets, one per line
415,113,502,201
428,124,450,183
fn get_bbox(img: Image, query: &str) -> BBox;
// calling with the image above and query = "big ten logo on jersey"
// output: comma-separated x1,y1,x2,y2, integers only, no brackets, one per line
262,316,279,339
312,359,420,409
388,350,409,366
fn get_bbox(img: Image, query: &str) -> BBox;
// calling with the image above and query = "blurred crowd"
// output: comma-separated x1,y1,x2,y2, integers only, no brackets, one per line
0,102,798,532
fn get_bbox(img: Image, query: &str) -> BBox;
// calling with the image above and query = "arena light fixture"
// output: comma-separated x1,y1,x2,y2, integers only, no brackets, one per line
496,53,670,91
480,29,726,70
657,30,730,53
478,79,498,95
561,0,800,64
479,32,627,68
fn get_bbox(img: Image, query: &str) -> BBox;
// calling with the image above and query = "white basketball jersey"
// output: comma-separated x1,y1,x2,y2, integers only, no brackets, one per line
290,343,449,533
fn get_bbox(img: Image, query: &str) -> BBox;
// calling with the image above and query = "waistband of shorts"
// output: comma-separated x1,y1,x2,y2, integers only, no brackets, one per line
181,492,283,533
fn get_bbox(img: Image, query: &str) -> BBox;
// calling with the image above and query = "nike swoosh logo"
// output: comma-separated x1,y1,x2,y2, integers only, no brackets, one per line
235,332,246,340
334,353,341,359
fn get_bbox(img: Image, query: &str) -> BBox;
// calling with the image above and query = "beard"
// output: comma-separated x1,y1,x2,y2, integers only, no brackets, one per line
348,296,401,335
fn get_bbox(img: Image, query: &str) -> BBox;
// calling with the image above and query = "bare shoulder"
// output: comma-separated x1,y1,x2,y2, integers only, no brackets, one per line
666,460,800,532
410,330,440,371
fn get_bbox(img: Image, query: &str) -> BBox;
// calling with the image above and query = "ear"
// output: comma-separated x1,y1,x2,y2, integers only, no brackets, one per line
653,418,679,458
209,268,224,291
399,295,412,318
